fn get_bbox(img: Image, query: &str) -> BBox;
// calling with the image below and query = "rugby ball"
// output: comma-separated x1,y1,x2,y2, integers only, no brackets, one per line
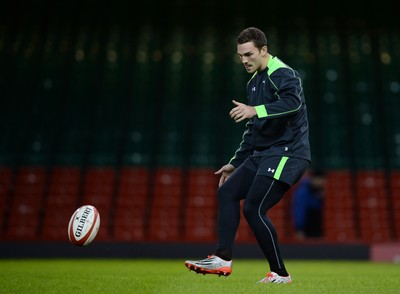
68,205,100,246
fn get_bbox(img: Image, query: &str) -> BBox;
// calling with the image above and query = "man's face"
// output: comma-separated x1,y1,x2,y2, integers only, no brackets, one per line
237,42,266,73
311,176,325,192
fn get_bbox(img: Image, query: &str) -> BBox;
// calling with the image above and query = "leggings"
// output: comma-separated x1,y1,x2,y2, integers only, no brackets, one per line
217,163,290,272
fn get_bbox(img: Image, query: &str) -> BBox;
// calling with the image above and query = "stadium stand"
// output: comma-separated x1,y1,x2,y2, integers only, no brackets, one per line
356,171,392,242
4,167,47,240
79,167,117,241
0,167,13,238
183,168,218,242
148,168,184,241
113,167,149,241
323,170,358,242
0,14,399,247
41,167,81,240
390,171,400,240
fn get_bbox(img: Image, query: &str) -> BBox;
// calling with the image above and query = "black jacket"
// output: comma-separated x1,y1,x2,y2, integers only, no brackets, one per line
229,55,311,167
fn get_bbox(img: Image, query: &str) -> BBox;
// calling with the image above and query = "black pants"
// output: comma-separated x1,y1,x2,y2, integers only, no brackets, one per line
217,163,290,273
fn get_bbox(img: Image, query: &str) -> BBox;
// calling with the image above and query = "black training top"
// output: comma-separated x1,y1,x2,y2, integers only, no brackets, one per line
229,55,312,168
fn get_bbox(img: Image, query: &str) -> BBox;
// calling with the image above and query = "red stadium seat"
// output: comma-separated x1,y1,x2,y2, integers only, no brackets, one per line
148,168,183,242
323,170,358,242
0,167,13,238
114,167,149,241
80,167,117,241
183,168,218,242
41,167,81,241
114,208,146,241
356,170,392,242
390,171,400,239
4,167,47,241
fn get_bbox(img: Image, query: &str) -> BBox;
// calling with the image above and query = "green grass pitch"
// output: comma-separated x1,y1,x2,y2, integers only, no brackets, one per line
1,259,399,293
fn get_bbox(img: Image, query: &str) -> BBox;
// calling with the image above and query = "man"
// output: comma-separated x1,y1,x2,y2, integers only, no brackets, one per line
293,169,325,239
185,27,311,284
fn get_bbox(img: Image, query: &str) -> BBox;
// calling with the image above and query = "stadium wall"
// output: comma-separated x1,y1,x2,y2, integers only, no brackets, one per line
0,241,372,260
3,242,399,262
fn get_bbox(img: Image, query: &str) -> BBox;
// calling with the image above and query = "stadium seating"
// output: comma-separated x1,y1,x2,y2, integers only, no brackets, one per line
80,167,116,241
1,20,400,246
113,167,149,241
148,168,184,241
41,167,81,240
183,168,218,242
323,170,358,242
0,167,13,238
4,167,47,240
0,165,399,244
389,171,400,239
356,171,392,242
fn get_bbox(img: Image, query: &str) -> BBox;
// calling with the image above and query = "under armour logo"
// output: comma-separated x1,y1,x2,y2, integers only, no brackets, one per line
268,168,275,173
252,87,256,91
285,147,288,151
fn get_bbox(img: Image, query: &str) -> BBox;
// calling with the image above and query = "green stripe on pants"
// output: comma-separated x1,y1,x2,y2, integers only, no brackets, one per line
274,156,289,180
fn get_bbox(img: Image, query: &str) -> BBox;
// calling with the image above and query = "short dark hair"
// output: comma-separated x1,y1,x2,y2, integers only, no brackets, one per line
237,27,268,50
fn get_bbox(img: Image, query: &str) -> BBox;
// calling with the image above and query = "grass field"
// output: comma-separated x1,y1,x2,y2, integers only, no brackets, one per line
1,259,399,293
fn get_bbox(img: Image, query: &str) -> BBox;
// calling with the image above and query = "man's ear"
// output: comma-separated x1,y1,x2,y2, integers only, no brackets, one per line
261,46,268,56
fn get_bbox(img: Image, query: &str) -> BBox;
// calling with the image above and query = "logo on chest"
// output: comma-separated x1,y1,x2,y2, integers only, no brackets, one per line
252,80,266,92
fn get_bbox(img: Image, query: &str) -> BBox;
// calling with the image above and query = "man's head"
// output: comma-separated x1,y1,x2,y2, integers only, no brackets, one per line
237,27,268,49
310,169,326,192
236,27,269,73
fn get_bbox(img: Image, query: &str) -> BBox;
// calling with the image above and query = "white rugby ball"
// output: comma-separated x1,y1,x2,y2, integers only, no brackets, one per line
68,205,100,246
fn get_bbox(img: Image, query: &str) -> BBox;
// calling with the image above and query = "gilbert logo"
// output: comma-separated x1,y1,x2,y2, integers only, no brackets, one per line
268,168,275,173
74,206,92,237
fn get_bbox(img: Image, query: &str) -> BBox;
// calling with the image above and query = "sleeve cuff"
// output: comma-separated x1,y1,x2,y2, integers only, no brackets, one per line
255,105,268,118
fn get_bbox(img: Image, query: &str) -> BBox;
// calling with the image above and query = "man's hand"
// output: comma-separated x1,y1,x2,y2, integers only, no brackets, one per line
215,163,236,187
229,100,257,123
